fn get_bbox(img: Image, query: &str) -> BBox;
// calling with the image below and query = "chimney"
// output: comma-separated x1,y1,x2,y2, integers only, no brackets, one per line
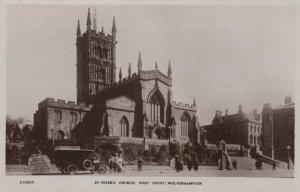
215,110,222,117
238,104,243,114
253,109,257,116
225,109,228,117
284,95,292,104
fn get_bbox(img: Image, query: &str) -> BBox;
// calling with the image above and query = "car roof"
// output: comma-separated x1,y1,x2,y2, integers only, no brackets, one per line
55,149,94,152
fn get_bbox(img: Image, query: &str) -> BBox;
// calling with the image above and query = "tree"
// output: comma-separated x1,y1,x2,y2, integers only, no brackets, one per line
6,115,31,143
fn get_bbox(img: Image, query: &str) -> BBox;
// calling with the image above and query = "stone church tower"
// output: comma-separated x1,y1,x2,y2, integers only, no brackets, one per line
76,8,117,104
33,8,201,148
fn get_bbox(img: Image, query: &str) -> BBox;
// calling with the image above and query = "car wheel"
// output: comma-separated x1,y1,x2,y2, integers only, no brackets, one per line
97,165,107,174
83,159,93,170
67,164,77,175
62,166,69,174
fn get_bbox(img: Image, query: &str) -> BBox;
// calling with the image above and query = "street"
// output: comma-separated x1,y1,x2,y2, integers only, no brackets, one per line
6,164,293,178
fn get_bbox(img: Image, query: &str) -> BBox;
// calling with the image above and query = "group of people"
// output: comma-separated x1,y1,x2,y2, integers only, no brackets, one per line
172,154,199,172
186,154,199,171
108,153,125,173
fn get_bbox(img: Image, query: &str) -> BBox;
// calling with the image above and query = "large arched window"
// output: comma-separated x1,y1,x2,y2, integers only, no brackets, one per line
96,68,105,92
120,116,129,137
149,92,164,123
181,114,189,137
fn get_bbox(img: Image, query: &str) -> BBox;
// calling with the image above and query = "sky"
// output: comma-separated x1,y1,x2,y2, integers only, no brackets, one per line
6,4,295,125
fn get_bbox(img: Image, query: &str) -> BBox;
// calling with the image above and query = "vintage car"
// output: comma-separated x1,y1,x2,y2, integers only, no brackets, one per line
55,149,107,174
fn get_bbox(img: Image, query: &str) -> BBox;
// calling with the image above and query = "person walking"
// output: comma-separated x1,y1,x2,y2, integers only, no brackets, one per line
255,160,259,170
108,155,115,173
232,159,237,170
187,156,193,171
175,155,181,173
272,162,276,171
192,154,199,171
137,156,143,172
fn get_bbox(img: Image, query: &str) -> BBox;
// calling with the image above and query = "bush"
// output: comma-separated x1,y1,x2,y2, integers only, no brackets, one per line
150,147,158,157
156,150,168,162
169,143,180,157
137,149,144,156
160,145,168,152
143,150,150,157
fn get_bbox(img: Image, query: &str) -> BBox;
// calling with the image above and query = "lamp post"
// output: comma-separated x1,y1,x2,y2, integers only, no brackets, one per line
201,128,208,146
168,126,172,166
286,145,291,170
219,140,226,170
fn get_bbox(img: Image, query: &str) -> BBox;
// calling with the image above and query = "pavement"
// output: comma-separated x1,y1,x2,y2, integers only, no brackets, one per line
6,164,293,178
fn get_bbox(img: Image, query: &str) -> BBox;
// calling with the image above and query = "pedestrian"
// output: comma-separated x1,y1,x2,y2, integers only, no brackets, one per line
193,157,199,171
232,159,237,170
255,160,259,170
137,156,143,172
113,158,118,173
108,156,115,173
259,160,263,170
187,156,193,171
175,155,181,173
272,162,276,171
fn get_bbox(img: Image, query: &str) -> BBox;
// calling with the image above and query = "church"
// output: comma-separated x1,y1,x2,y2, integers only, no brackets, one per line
33,8,201,149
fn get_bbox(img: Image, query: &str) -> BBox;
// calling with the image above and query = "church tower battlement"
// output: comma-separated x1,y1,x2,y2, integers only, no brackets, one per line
76,8,117,104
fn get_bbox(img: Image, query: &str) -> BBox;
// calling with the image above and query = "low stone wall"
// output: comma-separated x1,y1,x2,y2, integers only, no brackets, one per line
254,153,288,169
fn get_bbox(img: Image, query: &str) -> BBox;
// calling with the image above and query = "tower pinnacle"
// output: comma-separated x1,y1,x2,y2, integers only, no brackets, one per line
138,52,142,73
93,9,97,32
86,8,92,31
128,62,132,77
77,19,81,36
119,67,122,82
112,16,116,33
168,60,172,77
193,98,196,106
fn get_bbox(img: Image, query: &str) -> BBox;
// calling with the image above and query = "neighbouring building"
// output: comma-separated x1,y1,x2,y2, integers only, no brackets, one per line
203,105,262,148
261,96,294,162
33,8,201,149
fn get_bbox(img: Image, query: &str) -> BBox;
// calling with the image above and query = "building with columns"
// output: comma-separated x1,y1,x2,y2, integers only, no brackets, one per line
203,105,262,148
33,8,201,148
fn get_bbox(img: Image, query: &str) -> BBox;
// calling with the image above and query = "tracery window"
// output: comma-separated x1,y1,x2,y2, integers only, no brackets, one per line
149,94,164,123
181,114,189,137
120,116,129,137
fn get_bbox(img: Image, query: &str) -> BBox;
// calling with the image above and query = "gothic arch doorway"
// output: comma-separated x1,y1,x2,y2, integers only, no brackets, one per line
57,130,65,140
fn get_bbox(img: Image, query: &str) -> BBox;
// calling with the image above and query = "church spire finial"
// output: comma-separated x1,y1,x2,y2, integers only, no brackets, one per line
86,8,92,31
101,26,104,33
155,61,158,71
119,67,122,82
128,62,132,77
93,9,97,32
112,16,116,33
77,19,81,36
138,52,142,73
193,98,196,106
168,60,172,78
